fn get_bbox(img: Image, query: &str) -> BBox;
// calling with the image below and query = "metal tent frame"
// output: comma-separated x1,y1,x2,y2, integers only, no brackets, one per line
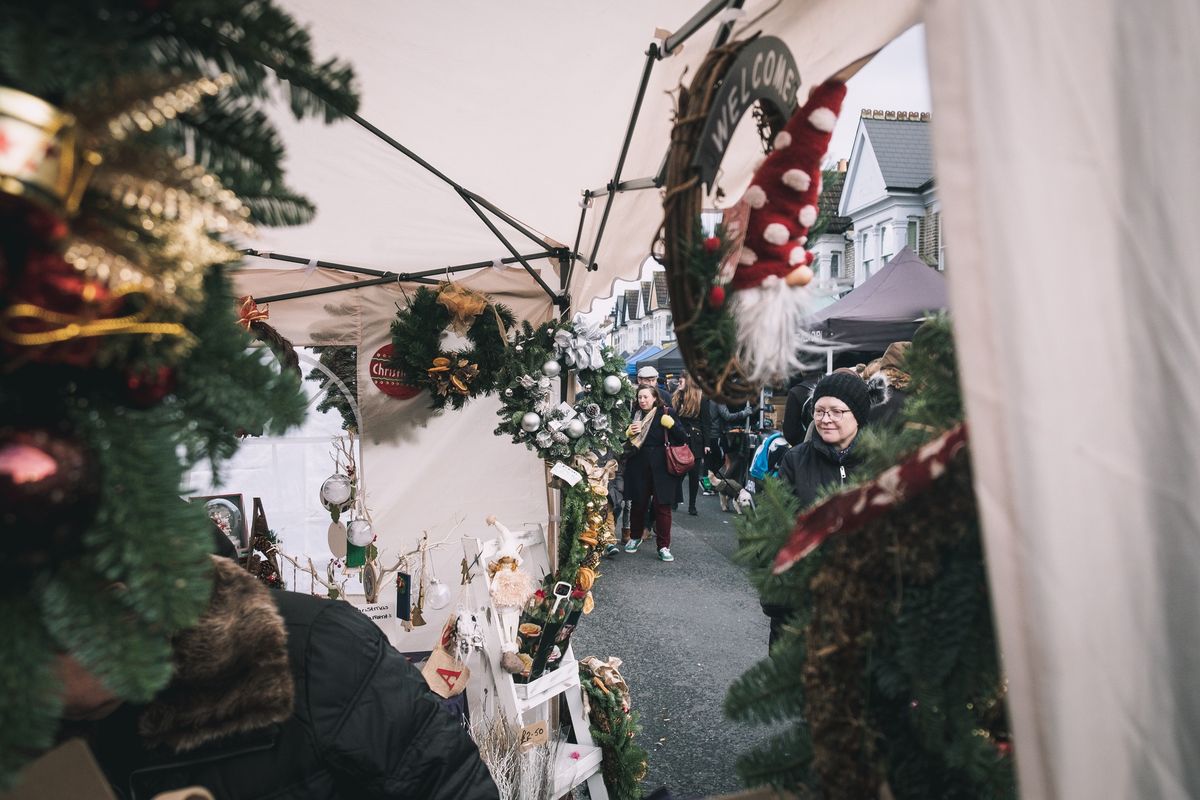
245,0,748,314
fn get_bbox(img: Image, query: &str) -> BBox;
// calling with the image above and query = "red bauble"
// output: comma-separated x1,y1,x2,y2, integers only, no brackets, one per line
0,429,100,568
702,236,722,253
369,343,421,399
125,365,177,408
708,285,726,308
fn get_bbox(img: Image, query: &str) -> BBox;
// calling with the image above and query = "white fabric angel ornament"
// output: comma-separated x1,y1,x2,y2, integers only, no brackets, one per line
485,515,538,674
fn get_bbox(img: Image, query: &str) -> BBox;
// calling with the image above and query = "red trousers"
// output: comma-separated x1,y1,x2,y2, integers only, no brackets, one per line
630,497,672,549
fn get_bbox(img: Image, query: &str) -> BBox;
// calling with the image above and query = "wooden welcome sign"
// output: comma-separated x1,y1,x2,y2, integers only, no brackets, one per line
691,36,800,190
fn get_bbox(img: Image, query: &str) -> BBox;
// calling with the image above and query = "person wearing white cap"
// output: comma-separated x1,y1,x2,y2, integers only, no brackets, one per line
635,364,671,408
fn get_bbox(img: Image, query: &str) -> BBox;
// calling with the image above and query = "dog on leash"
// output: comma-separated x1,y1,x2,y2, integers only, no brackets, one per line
706,471,755,514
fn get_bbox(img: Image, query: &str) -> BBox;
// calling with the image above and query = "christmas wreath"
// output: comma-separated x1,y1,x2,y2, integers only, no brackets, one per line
389,284,515,411
493,319,633,462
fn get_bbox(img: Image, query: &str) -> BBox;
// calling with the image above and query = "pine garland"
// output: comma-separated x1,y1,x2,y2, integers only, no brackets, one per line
493,320,633,462
389,285,515,411
727,317,1014,797
580,661,649,800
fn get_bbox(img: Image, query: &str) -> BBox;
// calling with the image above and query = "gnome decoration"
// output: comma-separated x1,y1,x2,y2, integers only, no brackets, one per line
724,79,848,385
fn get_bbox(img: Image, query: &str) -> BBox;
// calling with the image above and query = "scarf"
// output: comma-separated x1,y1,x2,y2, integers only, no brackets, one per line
628,408,655,450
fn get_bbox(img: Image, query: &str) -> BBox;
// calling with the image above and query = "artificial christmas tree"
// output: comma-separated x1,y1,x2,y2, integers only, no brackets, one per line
0,0,358,785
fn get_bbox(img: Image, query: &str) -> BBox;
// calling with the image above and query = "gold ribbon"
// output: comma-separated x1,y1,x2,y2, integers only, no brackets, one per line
580,655,631,709
436,283,488,335
0,302,189,346
237,295,269,330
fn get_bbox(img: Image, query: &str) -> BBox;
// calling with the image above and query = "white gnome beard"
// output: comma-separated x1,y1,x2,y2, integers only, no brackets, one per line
729,275,827,385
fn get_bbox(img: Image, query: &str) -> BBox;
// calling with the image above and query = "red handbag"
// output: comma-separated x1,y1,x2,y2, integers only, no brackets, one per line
664,424,695,476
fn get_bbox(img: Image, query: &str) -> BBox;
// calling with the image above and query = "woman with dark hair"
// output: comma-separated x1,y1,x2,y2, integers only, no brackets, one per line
622,385,688,562
671,373,710,516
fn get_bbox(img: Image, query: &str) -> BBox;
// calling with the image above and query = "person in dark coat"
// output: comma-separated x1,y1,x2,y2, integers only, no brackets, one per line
715,400,755,484
59,557,498,799
703,397,724,474
622,385,688,562
766,372,873,648
671,372,710,516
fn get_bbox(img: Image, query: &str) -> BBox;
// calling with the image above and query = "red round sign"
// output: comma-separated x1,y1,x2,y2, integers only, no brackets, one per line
369,344,421,399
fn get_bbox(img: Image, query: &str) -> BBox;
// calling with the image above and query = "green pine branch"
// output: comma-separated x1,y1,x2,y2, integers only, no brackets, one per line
39,568,175,703
0,600,61,789
724,632,808,726
734,724,815,791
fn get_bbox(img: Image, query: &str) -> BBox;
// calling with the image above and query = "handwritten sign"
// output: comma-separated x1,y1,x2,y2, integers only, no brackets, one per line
550,461,583,487
519,720,549,752
348,598,395,623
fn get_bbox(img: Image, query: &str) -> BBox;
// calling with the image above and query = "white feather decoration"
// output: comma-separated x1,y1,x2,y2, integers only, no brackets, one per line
729,275,825,384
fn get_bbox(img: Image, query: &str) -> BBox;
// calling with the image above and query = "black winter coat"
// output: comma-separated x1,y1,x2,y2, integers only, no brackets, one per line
765,437,865,645
777,435,863,508
624,407,689,506
79,558,497,800
782,383,813,446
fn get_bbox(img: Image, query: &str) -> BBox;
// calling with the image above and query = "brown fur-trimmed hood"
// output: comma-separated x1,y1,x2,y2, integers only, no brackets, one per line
138,556,294,753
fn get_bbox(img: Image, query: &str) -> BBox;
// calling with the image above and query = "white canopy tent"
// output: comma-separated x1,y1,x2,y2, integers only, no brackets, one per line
221,1,1200,796
228,0,918,650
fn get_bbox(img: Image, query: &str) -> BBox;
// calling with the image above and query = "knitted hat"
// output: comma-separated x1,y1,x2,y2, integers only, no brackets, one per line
812,371,871,427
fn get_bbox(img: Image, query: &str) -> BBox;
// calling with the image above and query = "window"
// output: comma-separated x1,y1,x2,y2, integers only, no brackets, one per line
907,219,919,249
830,253,841,278
863,259,872,277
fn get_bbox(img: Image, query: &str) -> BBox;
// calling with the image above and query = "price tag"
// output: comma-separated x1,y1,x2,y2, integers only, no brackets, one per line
550,461,583,486
519,720,549,751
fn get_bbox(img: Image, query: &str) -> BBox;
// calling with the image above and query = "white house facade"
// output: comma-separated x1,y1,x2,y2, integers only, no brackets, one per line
838,110,942,286
605,268,674,355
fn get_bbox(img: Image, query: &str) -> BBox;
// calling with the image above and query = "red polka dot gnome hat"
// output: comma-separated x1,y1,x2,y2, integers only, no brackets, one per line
726,79,847,384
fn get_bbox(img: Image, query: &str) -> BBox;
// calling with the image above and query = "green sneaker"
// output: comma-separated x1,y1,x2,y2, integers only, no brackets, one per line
624,538,643,553
658,547,674,562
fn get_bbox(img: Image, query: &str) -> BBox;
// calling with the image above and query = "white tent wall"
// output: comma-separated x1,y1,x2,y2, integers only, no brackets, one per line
925,0,1200,797
229,265,556,652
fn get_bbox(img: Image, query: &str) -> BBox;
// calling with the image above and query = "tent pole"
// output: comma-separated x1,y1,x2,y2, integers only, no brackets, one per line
566,199,592,297
457,191,564,307
578,0,743,271
661,0,738,56
461,189,552,253
584,44,660,273
245,250,559,304
253,274,433,304
243,249,556,280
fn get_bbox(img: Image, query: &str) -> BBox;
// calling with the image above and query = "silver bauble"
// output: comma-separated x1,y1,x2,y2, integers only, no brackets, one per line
603,375,623,395
346,518,374,547
541,360,562,378
320,474,353,506
565,419,586,439
520,412,542,432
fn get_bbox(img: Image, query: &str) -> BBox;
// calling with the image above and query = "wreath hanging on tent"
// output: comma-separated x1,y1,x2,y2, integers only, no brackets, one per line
494,319,633,462
390,283,515,410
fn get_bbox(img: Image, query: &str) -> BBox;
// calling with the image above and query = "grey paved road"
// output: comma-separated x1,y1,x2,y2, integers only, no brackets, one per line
572,493,780,798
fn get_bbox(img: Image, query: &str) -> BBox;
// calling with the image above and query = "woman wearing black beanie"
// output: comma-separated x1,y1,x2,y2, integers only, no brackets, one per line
765,372,872,646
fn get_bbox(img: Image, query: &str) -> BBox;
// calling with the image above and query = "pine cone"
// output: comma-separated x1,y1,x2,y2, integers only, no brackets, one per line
582,551,601,569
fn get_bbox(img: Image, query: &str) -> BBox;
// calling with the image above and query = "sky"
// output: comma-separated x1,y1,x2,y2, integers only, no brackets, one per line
584,23,931,322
